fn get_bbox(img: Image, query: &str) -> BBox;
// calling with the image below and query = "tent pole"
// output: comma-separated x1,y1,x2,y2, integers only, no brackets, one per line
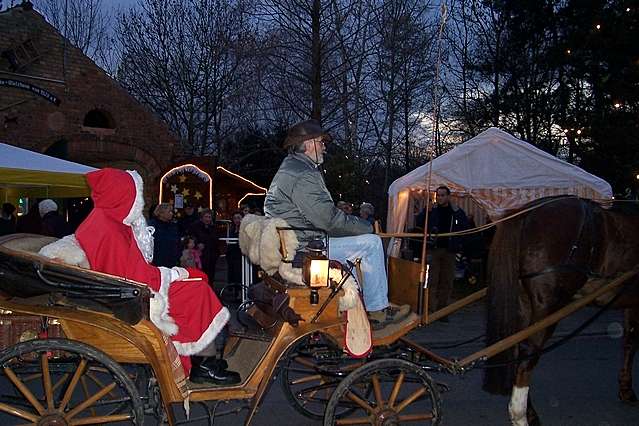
418,2,448,326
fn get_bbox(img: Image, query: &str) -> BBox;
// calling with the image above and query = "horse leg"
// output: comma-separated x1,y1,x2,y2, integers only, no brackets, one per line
509,324,556,426
619,308,639,402
509,347,542,426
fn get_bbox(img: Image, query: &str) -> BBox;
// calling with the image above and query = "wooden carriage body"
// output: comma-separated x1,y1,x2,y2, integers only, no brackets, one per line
0,234,350,423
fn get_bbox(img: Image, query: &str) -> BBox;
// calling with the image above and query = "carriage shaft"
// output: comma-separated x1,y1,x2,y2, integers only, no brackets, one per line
457,268,639,368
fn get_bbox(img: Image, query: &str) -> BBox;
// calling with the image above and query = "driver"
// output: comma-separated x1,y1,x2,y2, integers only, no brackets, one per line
264,120,410,329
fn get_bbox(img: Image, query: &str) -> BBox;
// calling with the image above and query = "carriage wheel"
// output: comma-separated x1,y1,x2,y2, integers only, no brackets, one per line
323,359,441,426
281,333,367,420
0,338,144,425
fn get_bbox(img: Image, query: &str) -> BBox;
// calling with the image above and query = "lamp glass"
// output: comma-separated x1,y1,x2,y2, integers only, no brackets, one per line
309,259,330,287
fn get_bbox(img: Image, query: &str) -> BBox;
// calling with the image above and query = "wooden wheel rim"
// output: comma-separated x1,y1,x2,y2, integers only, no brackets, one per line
323,359,441,426
0,338,143,425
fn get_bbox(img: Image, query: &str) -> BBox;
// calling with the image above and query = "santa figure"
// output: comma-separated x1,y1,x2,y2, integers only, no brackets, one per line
68,168,238,384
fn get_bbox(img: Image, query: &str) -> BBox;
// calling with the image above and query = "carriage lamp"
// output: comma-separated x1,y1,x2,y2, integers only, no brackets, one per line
303,240,330,305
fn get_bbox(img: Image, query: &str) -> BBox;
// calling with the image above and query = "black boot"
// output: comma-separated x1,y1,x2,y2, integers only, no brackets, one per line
190,357,241,385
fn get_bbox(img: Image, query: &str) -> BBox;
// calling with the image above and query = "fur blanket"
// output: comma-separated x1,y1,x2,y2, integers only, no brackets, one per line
38,236,177,335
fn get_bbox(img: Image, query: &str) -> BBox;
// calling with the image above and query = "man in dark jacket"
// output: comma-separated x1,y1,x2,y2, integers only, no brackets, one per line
39,199,70,238
415,185,469,313
149,203,181,267
264,119,409,329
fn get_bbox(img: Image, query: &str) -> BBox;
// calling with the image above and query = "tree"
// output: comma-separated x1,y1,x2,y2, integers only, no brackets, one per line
36,0,116,73
116,0,256,159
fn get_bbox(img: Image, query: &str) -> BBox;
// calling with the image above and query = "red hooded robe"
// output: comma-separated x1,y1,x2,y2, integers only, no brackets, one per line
75,168,229,375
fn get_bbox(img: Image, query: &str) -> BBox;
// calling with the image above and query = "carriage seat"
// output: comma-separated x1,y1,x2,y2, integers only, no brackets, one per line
238,214,361,309
0,234,61,257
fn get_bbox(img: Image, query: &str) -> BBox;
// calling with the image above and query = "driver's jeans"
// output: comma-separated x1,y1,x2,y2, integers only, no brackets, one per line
328,234,389,312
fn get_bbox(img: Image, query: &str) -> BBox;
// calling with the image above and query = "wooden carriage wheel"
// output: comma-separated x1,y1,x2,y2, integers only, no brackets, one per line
281,333,367,420
0,338,144,425
323,359,441,426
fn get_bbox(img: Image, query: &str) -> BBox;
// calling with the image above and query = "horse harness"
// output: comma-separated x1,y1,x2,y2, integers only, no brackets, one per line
519,200,601,281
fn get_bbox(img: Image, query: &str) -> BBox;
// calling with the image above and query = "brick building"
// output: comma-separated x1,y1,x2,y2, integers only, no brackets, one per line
0,3,176,200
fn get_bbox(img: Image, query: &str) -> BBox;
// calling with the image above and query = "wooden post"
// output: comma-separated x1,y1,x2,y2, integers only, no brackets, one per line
426,288,487,324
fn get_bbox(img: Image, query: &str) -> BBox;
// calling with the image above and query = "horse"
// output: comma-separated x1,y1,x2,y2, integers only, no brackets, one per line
483,195,639,426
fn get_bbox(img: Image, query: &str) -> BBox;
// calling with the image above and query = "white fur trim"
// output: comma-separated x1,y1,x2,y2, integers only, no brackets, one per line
239,214,265,265
123,170,145,226
239,215,299,276
338,276,359,312
172,307,230,356
508,386,529,426
150,267,179,336
279,262,304,284
38,235,90,268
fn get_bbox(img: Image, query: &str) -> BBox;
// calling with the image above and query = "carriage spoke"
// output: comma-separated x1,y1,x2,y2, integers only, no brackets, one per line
41,354,54,411
0,401,39,422
69,413,132,425
346,390,375,413
335,416,373,425
394,388,426,414
64,382,117,420
371,374,384,409
291,374,322,385
60,359,87,412
293,356,318,369
4,366,45,415
388,371,405,408
52,373,70,393
80,376,97,416
397,413,434,422
86,371,119,399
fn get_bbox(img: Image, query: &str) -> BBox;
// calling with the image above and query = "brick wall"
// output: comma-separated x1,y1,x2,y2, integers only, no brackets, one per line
0,4,177,200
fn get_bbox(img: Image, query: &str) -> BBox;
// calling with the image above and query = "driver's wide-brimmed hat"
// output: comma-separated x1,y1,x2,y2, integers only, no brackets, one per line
282,119,332,150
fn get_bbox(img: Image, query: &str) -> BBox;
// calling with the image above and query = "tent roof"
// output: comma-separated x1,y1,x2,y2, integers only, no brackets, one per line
388,127,612,199
0,142,96,198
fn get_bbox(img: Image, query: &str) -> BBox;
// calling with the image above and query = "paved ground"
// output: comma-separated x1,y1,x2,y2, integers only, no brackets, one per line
181,261,639,426
1,257,637,425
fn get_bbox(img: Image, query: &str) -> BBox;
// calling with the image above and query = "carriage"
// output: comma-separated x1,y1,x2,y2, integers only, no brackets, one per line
1,195,638,426
0,232,443,426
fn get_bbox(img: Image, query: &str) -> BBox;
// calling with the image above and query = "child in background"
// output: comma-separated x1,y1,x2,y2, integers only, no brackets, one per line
180,236,202,269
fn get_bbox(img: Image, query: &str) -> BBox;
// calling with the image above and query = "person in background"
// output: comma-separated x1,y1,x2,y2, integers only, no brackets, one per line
336,200,354,215
16,202,42,234
0,203,16,236
179,203,199,236
39,199,70,238
415,185,469,314
180,235,202,269
359,202,375,225
188,208,218,283
240,204,251,216
226,212,243,284
149,203,181,267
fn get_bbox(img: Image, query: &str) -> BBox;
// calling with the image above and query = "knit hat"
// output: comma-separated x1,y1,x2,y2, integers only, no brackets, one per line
39,199,58,217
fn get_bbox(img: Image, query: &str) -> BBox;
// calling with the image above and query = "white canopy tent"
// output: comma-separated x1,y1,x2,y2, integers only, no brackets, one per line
0,142,96,200
386,127,612,255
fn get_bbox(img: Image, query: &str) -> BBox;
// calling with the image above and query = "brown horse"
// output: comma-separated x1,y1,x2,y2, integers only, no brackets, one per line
483,196,639,426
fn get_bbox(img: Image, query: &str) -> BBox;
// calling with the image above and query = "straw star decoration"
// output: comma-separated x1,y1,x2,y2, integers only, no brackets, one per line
194,191,203,200
170,184,178,193
178,175,187,183
182,188,190,196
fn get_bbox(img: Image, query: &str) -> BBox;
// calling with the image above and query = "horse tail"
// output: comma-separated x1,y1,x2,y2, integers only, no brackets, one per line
482,217,524,395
